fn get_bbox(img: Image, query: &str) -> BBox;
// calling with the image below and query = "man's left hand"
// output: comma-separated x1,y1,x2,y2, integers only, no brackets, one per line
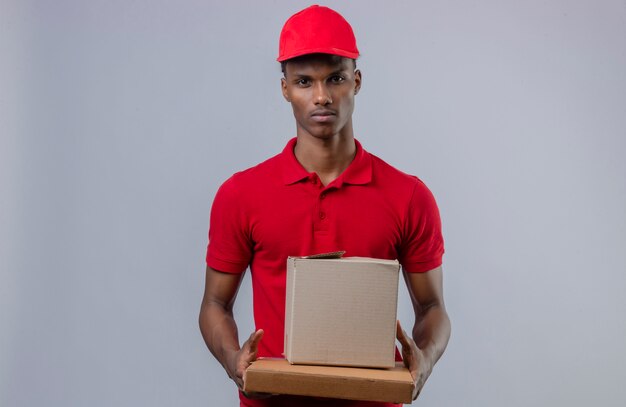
396,320,432,400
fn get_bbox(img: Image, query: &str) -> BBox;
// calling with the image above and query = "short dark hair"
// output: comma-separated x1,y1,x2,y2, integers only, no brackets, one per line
280,54,357,76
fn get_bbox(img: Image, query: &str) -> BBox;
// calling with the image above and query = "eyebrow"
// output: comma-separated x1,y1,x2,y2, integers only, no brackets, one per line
290,68,349,79
328,69,349,76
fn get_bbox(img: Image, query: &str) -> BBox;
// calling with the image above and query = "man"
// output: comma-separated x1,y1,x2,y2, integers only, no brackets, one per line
199,5,451,407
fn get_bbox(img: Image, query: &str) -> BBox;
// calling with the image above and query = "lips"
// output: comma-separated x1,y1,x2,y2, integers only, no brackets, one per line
311,109,337,122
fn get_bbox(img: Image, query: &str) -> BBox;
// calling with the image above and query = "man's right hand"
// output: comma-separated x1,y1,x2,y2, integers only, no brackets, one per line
199,268,272,399
225,329,264,390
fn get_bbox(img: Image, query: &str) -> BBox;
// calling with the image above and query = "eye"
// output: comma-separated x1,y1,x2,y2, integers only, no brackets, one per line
295,78,310,86
329,75,345,84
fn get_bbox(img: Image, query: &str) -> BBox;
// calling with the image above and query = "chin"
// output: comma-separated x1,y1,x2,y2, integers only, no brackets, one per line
312,131,335,138
309,133,340,142
298,122,344,140
309,126,341,139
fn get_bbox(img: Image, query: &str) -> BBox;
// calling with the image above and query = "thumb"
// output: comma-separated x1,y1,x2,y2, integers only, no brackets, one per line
396,320,410,348
247,329,264,354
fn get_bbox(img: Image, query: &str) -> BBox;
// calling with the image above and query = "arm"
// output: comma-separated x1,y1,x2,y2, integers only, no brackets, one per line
396,266,451,399
198,265,263,390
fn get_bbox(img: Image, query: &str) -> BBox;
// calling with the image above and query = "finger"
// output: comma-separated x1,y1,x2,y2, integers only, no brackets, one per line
234,374,244,390
412,386,420,401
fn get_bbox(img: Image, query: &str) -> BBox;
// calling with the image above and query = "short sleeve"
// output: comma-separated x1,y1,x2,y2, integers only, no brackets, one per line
205,176,253,273
398,179,445,273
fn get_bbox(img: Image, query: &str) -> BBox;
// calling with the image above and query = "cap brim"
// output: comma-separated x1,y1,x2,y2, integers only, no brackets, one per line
277,47,360,62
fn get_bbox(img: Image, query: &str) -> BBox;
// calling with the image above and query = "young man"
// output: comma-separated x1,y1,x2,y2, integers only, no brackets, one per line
199,5,451,407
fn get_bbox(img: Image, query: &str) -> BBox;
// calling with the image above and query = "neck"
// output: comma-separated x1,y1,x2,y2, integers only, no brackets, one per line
294,133,356,186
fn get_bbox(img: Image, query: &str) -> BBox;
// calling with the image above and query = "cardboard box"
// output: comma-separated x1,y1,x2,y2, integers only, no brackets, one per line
244,358,414,404
284,254,400,368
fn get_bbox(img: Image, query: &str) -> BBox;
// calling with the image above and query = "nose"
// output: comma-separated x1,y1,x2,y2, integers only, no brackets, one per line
313,82,332,106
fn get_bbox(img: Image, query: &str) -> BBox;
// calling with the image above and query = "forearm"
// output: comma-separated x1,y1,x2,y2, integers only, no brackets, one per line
412,304,451,371
199,302,241,372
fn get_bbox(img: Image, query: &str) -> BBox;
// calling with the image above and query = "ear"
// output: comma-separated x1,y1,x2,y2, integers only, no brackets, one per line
281,77,291,102
353,69,362,95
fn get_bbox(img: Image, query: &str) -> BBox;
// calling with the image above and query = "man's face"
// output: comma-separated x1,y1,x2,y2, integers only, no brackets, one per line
281,54,361,140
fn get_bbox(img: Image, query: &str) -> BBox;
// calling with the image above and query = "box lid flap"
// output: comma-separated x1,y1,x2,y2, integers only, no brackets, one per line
301,251,346,259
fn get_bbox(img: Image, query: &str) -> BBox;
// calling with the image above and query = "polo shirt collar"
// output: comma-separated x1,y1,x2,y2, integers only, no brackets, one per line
281,137,372,186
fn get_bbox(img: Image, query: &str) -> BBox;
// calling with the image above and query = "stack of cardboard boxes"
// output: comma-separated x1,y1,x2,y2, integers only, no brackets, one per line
244,253,415,404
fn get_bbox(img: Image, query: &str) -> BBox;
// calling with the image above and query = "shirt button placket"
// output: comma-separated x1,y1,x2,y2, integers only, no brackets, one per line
319,191,328,222
311,177,326,233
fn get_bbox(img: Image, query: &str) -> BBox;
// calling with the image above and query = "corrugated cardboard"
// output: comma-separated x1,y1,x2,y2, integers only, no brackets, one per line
284,254,400,368
244,358,414,404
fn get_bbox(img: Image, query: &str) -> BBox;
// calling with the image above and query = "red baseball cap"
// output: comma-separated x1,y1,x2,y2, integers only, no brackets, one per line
277,5,360,62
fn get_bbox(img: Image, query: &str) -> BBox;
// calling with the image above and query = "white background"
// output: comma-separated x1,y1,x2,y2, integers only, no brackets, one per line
1,1,625,406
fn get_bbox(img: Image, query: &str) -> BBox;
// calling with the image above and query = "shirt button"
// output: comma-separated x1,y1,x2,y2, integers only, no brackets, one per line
319,211,326,220
320,193,326,200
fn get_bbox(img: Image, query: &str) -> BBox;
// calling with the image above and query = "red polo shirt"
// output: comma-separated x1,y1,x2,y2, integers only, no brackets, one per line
206,137,444,407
